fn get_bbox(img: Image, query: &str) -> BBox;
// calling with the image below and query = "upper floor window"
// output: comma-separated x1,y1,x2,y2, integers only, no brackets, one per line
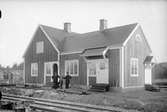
65,60,79,76
36,41,44,54
31,63,38,77
130,58,139,77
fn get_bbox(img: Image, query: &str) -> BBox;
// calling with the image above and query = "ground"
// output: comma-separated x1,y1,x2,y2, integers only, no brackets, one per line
1,86,167,112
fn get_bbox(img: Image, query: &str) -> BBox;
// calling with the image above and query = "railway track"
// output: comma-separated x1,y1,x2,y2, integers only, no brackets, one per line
2,93,133,112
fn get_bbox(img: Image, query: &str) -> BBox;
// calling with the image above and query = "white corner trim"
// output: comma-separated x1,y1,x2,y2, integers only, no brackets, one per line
39,25,60,55
123,24,140,46
121,47,125,88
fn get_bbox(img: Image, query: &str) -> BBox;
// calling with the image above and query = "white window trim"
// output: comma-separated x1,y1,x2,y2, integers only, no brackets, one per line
44,62,53,76
130,58,139,77
31,63,38,77
65,60,79,77
36,41,44,54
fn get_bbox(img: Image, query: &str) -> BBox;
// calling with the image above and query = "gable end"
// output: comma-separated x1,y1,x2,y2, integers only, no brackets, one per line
23,25,60,58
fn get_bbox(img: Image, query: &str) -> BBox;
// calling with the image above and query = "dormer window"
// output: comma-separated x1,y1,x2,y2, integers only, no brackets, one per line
36,41,44,54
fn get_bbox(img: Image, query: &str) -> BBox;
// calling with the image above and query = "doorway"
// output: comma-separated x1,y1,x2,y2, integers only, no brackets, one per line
44,62,58,85
87,59,109,85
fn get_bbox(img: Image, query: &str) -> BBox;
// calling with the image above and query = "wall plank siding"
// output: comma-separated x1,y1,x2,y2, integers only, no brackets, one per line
107,49,120,87
60,54,87,85
124,26,151,87
24,27,58,84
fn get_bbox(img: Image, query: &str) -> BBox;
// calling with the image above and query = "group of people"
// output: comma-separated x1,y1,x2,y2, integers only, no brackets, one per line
52,72,72,89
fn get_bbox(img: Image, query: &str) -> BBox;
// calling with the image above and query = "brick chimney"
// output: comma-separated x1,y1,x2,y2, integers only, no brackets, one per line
99,19,107,31
64,22,71,32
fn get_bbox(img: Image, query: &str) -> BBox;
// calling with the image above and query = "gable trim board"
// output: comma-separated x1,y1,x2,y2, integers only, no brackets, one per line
123,23,140,46
123,24,152,53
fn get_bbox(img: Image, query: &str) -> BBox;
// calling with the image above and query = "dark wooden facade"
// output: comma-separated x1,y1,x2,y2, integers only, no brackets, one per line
60,54,87,85
124,26,151,87
107,49,120,87
24,27,58,84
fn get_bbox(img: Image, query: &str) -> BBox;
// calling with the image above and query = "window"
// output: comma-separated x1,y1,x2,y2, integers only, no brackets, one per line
31,63,38,76
45,63,52,76
65,60,79,76
130,58,139,77
36,41,44,54
88,62,96,76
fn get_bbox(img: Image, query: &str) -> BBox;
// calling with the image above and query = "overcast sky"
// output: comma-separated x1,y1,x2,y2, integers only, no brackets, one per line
0,0,167,67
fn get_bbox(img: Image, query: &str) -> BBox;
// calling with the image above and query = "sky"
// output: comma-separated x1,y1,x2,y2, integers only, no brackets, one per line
0,0,167,67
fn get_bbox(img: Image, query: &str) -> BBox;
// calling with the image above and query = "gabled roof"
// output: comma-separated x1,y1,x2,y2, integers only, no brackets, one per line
24,23,138,57
40,25,79,52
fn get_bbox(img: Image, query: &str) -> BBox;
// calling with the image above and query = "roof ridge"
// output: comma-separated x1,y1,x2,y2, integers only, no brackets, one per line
66,22,138,38
39,24,79,34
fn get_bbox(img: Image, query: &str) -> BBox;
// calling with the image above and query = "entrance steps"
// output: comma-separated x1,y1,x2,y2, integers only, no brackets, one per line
89,83,110,92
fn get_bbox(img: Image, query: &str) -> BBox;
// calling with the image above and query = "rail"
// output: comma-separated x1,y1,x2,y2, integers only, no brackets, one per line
2,93,136,112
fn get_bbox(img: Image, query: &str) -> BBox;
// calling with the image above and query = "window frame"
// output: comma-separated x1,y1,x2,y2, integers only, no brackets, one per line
130,58,139,77
65,60,79,76
31,63,38,77
36,41,44,54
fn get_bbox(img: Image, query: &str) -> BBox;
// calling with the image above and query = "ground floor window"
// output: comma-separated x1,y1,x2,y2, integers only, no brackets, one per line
31,63,38,77
130,58,139,77
65,60,79,76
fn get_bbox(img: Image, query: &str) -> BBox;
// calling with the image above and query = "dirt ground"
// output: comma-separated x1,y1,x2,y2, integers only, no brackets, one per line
1,86,167,112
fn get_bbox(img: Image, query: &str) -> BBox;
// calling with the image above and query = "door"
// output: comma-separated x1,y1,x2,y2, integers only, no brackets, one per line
44,62,58,85
96,59,109,84
145,67,152,84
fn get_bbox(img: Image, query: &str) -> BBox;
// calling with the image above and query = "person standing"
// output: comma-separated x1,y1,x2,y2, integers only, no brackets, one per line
64,72,72,89
59,75,63,89
52,73,59,89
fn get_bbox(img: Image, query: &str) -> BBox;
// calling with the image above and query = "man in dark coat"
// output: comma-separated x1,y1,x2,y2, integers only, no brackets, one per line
64,72,72,89
52,74,60,89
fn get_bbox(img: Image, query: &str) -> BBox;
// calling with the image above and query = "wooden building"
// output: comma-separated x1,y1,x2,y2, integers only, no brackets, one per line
23,19,153,89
